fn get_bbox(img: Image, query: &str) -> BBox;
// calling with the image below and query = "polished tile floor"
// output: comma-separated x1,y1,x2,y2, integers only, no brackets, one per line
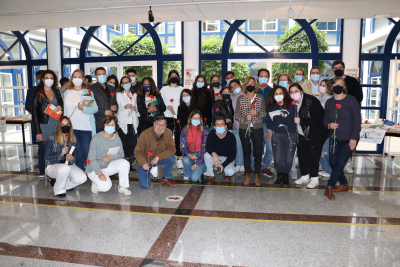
1,145,400,266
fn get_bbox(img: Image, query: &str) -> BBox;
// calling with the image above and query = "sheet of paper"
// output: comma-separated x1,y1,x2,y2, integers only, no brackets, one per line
107,146,120,155
65,146,75,165
268,110,285,127
50,104,62,114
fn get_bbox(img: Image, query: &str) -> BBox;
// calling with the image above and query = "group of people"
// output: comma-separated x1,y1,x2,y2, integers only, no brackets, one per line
26,60,362,200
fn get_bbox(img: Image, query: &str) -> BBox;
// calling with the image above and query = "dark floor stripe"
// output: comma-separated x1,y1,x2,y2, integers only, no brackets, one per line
0,242,143,267
166,261,241,267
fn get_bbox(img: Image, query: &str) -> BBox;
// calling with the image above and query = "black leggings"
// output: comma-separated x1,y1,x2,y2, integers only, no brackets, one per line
118,125,136,162
297,135,325,177
166,117,182,156
239,127,263,174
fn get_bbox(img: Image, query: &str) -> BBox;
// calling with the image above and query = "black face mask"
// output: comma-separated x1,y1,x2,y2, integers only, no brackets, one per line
333,85,344,95
334,69,344,77
170,77,179,84
222,94,231,101
246,86,255,92
212,82,220,88
61,125,71,134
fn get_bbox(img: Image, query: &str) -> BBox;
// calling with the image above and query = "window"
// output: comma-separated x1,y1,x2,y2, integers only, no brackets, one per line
109,25,122,33
138,25,146,35
372,18,389,33
155,23,165,34
248,20,277,31
202,21,220,32
316,20,337,31
129,24,136,35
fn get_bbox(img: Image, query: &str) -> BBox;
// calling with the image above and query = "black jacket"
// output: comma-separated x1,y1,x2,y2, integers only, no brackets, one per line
298,93,329,143
177,105,190,129
88,82,118,128
32,88,63,135
192,87,213,124
137,94,166,123
213,101,234,130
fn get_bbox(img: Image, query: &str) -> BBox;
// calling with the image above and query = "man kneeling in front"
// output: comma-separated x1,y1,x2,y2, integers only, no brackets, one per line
204,116,236,184
134,115,177,189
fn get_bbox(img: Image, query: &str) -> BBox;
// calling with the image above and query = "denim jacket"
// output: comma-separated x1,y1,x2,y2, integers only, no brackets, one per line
180,127,208,165
44,133,76,165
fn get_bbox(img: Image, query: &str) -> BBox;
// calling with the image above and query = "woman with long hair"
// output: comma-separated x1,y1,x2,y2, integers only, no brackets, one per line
63,69,98,171
136,77,166,136
180,110,209,183
160,70,183,132
44,116,87,197
175,89,193,168
208,74,221,102
106,74,119,89
230,79,245,172
276,73,294,90
265,86,297,187
212,86,234,130
191,74,213,130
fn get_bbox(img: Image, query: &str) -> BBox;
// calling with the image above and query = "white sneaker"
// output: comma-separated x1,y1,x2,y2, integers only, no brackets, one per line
307,178,319,188
235,165,241,172
118,186,132,196
294,175,310,185
239,166,245,171
183,176,190,180
176,159,184,169
91,184,99,194
318,171,331,177
344,164,353,174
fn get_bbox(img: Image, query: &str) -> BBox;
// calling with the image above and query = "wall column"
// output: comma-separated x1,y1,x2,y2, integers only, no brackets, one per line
46,29,62,78
183,21,199,75
342,19,361,69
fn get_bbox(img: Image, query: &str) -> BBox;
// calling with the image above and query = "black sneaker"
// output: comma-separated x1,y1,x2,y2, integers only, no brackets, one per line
282,173,290,187
274,173,283,186
56,193,66,198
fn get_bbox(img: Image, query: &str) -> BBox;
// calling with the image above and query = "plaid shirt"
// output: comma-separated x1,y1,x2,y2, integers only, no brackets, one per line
180,127,209,165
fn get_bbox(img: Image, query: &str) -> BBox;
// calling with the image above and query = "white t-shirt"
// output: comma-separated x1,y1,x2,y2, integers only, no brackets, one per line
64,90,91,131
160,85,183,119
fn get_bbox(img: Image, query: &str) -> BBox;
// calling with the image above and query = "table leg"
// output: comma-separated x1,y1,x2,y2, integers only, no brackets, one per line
22,122,26,153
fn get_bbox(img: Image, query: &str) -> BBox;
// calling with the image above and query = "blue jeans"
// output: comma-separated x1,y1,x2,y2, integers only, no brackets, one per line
73,130,92,171
182,152,206,182
261,124,273,169
204,152,235,177
232,128,244,166
320,138,332,174
327,139,355,187
137,155,175,189
38,142,45,173
271,132,297,174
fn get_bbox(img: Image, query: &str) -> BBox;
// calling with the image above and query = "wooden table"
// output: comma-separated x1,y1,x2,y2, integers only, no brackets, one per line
5,119,32,153
384,130,400,158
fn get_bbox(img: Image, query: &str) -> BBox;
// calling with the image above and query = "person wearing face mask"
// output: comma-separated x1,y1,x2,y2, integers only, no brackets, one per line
32,70,63,153
301,66,321,96
229,79,245,172
208,74,221,102
176,89,193,168
135,115,177,188
191,74,213,130
265,86,297,187
85,75,93,86
276,73,293,90
288,83,328,189
116,76,139,171
137,77,166,136
89,67,118,133
294,69,306,86
204,116,236,183
212,86,234,130
273,73,280,88
106,75,119,90
323,78,361,200
87,115,131,195
63,69,98,171
224,71,235,86
330,60,363,105
180,110,209,183
235,76,267,186
44,116,87,197
126,68,141,93
58,77,70,98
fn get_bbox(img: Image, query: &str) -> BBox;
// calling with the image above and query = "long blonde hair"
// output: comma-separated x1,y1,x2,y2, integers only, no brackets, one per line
55,116,76,145
67,69,88,89
186,110,204,133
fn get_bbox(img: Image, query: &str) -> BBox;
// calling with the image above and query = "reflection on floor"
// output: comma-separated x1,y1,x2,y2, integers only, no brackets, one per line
1,145,400,266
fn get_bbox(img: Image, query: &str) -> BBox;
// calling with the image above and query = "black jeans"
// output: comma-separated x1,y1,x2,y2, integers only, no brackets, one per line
327,139,356,187
166,117,182,156
239,127,263,174
297,135,325,177
118,125,136,163
271,132,297,174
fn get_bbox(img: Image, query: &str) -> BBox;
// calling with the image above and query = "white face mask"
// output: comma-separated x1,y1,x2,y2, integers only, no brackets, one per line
72,78,83,87
274,95,284,102
44,79,54,87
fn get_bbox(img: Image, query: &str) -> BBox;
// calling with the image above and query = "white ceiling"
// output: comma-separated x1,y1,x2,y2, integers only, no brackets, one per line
1,0,400,31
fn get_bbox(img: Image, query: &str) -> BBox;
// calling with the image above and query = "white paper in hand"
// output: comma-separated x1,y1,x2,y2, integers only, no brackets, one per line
150,166,158,177
107,146,120,155
65,146,75,165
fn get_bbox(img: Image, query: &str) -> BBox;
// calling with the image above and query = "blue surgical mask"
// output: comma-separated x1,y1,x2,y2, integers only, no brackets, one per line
233,87,241,94
130,77,136,84
294,75,303,82
191,119,200,126
311,74,321,82
226,79,232,85
123,84,131,91
104,126,115,134
279,81,288,88
259,77,268,86
216,127,226,135
182,96,191,104
97,75,107,84
143,86,151,92
274,81,277,85
196,82,204,88
108,83,115,87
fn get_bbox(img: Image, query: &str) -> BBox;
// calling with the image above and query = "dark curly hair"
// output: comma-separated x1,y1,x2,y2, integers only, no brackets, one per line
191,74,209,110
266,86,292,110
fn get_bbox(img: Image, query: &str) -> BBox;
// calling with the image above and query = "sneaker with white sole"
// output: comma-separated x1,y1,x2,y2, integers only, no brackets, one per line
344,164,353,174
183,176,190,180
118,186,132,196
176,159,184,169
307,178,319,188
239,166,245,171
318,171,331,177
91,184,99,194
294,174,310,185
235,165,241,172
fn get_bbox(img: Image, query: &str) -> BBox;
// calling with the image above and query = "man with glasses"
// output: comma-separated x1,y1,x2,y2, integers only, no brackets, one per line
302,67,322,96
134,115,177,189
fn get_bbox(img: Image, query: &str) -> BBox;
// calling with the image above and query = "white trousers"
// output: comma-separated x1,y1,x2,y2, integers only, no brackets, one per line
87,159,130,192
46,164,87,195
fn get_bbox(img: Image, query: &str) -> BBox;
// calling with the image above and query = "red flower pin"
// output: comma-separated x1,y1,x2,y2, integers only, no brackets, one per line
186,71,189,74
87,89,91,95
382,119,385,122
336,104,341,109
147,152,153,157
204,117,207,121
176,119,180,123
189,142,193,146
215,93,220,96
170,99,174,102
110,92,115,96
216,107,219,112
261,83,267,87
65,134,70,137
39,93,44,97
251,104,256,108
277,101,283,105
149,95,154,99
291,100,297,105
86,159,90,165
364,120,369,124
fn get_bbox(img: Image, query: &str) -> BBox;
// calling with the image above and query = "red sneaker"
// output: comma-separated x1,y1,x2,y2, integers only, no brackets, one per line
261,168,274,177
161,179,177,187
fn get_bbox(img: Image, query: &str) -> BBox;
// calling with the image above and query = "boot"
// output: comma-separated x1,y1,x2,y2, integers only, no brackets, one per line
282,173,290,187
207,176,214,185
325,187,335,200
274,173,283,186
244,173,252,186
254,174,261,187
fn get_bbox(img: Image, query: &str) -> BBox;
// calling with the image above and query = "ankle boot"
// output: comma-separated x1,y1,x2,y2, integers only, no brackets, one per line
244,173,252,186
325,187,335,200
255,174,261,187
282,173,290,187
274,173,283,186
